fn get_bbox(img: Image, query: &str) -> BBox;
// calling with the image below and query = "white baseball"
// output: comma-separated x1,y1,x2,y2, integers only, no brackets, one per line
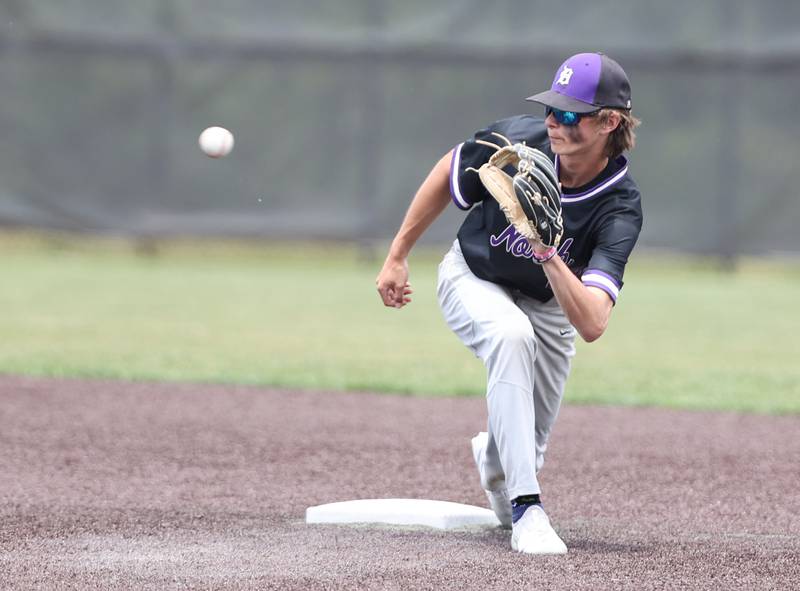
198,126,234,158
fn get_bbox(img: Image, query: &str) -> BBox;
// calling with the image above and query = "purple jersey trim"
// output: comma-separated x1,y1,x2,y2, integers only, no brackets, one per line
555,155,629,204
583,268,620,287
449,143,472,210
583,280,618,302
581,269,621,302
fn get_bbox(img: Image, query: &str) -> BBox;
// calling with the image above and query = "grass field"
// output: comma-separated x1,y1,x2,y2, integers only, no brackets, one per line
1,231,798,414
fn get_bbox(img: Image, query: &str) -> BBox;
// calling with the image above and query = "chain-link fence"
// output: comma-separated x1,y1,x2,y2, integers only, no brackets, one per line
1,0,799,259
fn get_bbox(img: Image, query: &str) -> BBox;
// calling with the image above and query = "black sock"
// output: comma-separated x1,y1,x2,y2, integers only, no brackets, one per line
511,494,541,523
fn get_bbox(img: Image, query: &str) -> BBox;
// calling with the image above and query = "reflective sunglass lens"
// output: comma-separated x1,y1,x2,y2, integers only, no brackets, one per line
560,111,579,125
546,107,581,126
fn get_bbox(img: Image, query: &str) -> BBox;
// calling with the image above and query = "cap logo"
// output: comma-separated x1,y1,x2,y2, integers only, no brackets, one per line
556,66,574,86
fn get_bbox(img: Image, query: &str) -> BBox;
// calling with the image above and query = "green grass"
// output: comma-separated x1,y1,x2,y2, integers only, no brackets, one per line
1,231,798,414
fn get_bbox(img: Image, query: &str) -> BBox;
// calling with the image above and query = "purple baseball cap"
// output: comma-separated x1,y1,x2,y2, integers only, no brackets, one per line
526,52,632,113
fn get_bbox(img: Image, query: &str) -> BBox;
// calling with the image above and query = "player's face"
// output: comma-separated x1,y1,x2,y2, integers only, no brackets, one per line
545,110,613,159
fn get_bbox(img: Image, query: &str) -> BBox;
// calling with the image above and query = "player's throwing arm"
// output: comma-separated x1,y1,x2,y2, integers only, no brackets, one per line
376,152,453,308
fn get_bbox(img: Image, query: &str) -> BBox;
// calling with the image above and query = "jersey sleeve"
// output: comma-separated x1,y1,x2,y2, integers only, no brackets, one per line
449,124,500,210
581,206,642,304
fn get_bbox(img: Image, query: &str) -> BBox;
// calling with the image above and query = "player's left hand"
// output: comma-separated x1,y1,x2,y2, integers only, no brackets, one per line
473,135,563,262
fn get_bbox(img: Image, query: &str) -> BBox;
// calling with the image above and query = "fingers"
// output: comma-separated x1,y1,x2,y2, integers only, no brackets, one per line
400,283,413,306
376,259,410,308
376,281,413,308
390,282,412,308
376,282,395,307
375,272,393,307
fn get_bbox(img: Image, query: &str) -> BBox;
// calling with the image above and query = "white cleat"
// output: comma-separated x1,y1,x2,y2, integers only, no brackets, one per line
511,504,568,555
470,432,513,529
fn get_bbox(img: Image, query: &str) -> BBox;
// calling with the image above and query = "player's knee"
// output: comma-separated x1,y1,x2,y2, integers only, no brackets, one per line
489,317,535,351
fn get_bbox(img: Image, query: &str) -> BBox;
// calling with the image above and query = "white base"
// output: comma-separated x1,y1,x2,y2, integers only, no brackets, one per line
305,498,501,530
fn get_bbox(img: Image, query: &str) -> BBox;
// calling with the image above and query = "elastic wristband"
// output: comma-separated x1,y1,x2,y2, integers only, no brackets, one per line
532,246,557,264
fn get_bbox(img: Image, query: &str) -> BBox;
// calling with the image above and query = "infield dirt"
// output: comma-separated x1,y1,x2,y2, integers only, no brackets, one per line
0,376,797,590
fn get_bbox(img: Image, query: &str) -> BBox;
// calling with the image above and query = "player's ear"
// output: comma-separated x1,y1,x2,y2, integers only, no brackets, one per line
598,109,621,136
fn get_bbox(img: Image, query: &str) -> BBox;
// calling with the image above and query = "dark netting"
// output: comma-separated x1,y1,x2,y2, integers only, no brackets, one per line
0,0,798,256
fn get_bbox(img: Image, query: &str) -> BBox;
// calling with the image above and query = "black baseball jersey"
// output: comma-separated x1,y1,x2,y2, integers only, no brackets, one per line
449,115,642,304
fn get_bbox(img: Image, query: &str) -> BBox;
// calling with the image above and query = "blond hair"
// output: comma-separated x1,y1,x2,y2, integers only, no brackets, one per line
598,109,641,159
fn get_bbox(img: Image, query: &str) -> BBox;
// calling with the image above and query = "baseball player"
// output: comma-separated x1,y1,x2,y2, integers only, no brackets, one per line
376,52,642,554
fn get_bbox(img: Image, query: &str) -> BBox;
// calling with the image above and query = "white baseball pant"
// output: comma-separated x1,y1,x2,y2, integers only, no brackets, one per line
437,239,576,499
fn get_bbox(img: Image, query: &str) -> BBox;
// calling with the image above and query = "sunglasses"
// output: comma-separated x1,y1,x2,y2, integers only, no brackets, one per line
545,107,599,126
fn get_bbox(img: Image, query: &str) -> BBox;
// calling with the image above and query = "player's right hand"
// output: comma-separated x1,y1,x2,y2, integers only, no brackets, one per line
376,258,413,308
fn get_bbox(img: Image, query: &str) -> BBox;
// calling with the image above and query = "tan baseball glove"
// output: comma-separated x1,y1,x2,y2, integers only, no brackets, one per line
472,133,563,256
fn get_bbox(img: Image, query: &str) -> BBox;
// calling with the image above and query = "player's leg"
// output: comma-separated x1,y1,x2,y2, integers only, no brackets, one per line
515,295,576,473
437,240,540,500
469,431,512,527
495,294,572,554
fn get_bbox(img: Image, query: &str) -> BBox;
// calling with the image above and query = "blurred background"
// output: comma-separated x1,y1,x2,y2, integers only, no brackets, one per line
0,1,798,413
1,0,799,259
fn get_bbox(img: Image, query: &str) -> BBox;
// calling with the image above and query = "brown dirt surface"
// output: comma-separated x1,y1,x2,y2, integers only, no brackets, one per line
0,376,798,590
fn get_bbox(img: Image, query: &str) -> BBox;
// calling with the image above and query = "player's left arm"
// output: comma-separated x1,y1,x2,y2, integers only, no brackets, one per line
539,209,642,342
540,257,613,342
